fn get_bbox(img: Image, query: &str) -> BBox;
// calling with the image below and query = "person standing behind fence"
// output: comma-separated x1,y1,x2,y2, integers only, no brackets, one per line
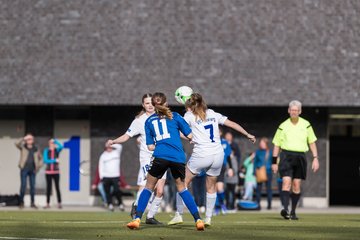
272,100,319,220
254,138,273,210
15,134,42,209
43,138,63,209
99,143,124,211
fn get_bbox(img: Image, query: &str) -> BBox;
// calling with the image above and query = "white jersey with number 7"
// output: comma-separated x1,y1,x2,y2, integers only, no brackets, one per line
184,109,227,158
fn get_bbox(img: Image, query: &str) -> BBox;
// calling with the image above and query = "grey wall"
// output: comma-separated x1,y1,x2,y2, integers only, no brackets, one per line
1,0,359,106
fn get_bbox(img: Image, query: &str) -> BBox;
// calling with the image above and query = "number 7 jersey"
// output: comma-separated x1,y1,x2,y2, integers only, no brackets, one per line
184,109,228,158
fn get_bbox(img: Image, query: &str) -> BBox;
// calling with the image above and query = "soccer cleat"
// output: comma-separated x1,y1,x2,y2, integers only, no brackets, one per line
168,213,183,225
290,212,299,220
195,219,205,231
127,218,140,229
221,204,228,215
130,202,137,219
204,217,211,227
146,217,163,225
280,209,290,220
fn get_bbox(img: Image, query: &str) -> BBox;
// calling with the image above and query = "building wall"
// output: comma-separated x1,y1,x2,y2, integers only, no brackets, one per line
1,0,359,106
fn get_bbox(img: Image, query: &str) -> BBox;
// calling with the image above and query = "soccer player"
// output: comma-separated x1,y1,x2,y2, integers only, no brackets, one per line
272,100,320,220
168,93,256,227
106,93,166,224
126,92,204,231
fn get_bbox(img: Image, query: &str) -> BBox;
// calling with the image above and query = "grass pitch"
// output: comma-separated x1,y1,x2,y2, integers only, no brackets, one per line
0,211,359,240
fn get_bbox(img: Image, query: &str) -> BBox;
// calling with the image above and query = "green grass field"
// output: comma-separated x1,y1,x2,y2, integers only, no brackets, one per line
0,211,359,240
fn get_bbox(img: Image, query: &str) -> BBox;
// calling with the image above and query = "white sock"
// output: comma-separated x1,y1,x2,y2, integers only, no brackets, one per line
176,192,184,215
134,188,143,206
147,196,162,219
206,192,217,218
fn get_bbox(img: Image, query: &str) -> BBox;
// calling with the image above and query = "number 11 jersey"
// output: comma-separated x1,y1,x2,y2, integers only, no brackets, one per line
184,109,228,158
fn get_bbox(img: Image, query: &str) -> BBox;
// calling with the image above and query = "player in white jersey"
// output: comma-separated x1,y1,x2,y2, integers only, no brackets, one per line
106,93,166,225
168,93,256,227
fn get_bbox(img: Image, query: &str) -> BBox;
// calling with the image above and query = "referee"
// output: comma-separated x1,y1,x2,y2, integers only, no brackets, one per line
272,100,319,220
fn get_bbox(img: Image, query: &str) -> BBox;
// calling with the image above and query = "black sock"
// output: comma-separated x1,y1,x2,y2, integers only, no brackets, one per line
282,191,290,211
291,193,301,214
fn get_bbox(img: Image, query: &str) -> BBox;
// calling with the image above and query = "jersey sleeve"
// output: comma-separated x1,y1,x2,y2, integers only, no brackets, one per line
126,118,141,137
174,112,192,137
145,120,155,145
272,126,283,146
183,112,191,125
306,124,317,144
213,110,228,125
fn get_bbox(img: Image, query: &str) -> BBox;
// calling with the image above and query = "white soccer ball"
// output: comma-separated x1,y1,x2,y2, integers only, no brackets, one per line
175,86,193,105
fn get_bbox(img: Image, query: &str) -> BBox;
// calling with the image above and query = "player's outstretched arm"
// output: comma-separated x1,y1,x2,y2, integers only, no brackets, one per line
106,134,130,147
223,119,256,143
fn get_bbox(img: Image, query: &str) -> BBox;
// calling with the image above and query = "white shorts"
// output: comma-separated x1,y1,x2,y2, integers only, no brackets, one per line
137,160,166,186
187,151,224,177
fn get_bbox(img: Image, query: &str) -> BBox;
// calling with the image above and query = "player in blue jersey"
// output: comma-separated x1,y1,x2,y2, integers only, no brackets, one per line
169,93,256,227
127,92,205,231
214,128,233,215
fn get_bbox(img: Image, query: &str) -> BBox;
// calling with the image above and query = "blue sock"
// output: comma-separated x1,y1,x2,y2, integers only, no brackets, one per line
179,189,201,222
135,188,152,219
217,191,225,205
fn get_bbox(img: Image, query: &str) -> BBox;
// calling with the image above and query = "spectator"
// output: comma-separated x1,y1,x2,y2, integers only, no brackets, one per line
99,143,124,211
15,133,42,209
43,138,63,209
91,166,130,207
225,149,238,211
224,132,241,166
242,153,256,201
254,137,273,209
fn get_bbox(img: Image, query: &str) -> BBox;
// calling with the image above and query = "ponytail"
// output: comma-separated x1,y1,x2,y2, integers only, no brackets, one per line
188,93,207,121
152,92,173,119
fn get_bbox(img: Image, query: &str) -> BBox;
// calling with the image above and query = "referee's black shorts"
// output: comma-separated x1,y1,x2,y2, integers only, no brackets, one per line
148,158,186,181
279,150,307,180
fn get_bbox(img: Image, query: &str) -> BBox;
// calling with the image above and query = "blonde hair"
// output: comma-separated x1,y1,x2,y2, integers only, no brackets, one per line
152,92,173,119
187,93,207,121
136,93,153,118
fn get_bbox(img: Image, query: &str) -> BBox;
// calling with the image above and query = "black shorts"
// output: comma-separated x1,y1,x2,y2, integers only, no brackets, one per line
148,158,186,181
216,165,226,183
279,150,307,180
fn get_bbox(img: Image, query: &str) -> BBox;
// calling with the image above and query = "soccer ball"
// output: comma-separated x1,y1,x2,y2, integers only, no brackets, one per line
175,86,193,105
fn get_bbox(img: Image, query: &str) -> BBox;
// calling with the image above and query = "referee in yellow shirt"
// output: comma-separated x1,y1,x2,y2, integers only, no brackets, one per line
272,100,319,220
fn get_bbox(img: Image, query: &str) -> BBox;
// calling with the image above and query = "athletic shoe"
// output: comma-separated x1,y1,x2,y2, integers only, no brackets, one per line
108,204,114,212
146,217,163,225
221,204,227,215
130,202,137,219
204,217,211,227
213,208,220,216
30,203,38,210
19,203,24,209
127,218,140,229
168,212,183,225
280,209,290,220
290,212,299,220
119,204,125,212
195,219,205,231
